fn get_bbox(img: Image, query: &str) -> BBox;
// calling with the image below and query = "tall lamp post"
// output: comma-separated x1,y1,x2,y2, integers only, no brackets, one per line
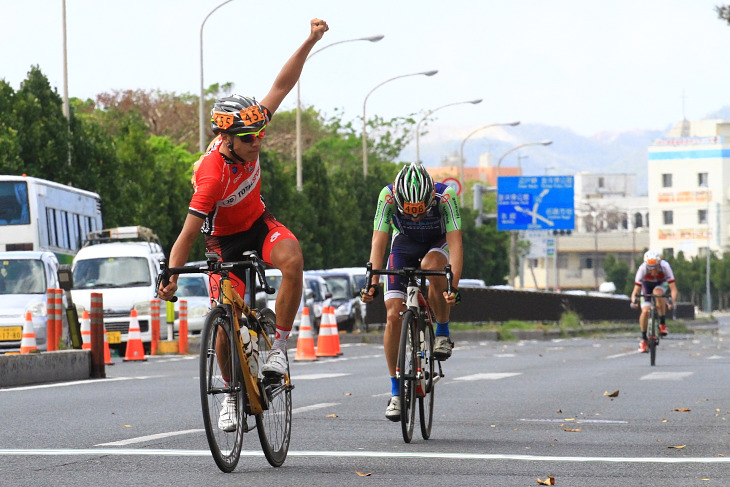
415,99,483,164
702,183,712,313
199,0,236,153
459,121,520,203
362,70,438,178
296,35,384,191
496,140,553,288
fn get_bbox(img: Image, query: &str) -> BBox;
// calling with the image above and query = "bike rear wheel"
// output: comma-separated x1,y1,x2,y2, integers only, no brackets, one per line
419,319,435,440
398,310,417,443
648,313,658,367
255,309,292,467
200,306,245,472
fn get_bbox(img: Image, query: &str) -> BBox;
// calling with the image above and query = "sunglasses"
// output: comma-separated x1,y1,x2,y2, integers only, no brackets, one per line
236,127,266,143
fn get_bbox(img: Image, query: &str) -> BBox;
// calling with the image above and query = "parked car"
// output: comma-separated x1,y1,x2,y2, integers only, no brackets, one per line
260,269,315,333
459,278,487,288
309,267,366,333
304,272,332,330
0,251,68,353
173,273,211,335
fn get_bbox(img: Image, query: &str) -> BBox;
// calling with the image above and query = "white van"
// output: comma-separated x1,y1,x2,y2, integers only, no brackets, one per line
0,251,68,353
70,226,166,354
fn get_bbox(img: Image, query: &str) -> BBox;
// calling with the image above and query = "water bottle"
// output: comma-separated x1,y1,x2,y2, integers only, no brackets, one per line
248,329,259,377
240,324,252,357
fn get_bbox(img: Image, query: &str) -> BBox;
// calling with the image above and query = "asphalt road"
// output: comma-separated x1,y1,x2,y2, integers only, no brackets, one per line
1,320,729,486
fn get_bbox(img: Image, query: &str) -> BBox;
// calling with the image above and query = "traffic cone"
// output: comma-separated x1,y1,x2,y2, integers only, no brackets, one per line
294,307,317,361
80,310,91,350
316,306,341,357
20,312,38,354
103,326,113,365
124,309,147,361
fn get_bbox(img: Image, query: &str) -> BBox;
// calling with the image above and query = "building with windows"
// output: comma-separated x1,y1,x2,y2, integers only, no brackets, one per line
647,119,730,259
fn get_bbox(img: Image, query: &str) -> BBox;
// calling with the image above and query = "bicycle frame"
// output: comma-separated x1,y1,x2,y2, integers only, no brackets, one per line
160,251,281,414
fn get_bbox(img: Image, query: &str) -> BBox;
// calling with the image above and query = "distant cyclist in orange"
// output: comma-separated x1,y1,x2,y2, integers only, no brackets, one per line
630,250,678,353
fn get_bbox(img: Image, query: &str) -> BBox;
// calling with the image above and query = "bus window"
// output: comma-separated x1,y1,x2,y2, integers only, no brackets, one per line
0,181,30,225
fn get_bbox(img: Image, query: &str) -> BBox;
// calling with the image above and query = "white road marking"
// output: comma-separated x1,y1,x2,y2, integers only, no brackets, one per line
453,372,521,381
495,353,515,358
605,350,640,359
520,419,628,424
295,373,350,380
292,402,340,414
96,429,204,446
0,376,156,392
640,372,693,381
1,449,728,463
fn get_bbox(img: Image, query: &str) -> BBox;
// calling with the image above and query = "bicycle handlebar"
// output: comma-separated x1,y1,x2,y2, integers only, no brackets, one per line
364,262,455,296
156,251,276,302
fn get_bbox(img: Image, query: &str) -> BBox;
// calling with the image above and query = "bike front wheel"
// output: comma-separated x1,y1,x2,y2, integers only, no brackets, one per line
255,309,292,467
399,309,417,443
419,319,435,440
200,306,245,473
648,313,658,366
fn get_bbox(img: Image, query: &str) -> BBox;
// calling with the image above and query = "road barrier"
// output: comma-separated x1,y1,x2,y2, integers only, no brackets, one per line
365,287,695,326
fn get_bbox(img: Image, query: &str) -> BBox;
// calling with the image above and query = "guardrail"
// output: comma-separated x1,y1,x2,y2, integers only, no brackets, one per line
365,287,695,325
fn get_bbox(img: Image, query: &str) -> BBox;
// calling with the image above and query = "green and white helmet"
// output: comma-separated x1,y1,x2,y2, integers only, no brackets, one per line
392,163,435,215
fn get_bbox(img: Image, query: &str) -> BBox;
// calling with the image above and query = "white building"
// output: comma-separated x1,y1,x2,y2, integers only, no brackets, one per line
647,119,730,259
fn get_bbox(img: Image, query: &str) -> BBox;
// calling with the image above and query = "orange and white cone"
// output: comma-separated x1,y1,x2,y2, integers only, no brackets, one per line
103,326,113,365
123,309,146,361
20,311,38,354
316,306,341,357
294,307,317,361
80,310,91,350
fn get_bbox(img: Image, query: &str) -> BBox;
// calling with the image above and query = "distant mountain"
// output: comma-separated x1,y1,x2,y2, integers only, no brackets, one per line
404,123,666,196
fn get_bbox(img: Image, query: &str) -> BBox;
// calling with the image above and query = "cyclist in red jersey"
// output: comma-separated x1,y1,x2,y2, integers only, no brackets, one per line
159,18,329,384
630,250,678,353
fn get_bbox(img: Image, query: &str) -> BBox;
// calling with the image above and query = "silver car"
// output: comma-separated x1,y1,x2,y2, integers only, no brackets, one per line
173,273,211,335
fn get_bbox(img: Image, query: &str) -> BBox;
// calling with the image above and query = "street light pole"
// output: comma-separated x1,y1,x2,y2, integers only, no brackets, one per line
199,0,235,153
296,35,384,191
362,69,438,178
458,121,520,205
496,140,553,288
415,99,482,164
703,183,712,313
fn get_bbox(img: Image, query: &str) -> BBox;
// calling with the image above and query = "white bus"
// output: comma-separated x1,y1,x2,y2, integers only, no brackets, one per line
0,175,103,264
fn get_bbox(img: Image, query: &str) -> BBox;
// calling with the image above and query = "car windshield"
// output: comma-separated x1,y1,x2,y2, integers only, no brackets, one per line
176,276,208,297
0,259,46,294
322,275,350,300
73,257,151,289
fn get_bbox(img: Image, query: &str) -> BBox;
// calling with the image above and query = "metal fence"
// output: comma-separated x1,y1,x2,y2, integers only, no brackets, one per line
365,287,695,325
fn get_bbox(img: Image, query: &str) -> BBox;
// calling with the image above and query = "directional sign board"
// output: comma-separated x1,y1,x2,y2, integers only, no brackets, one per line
497,176,574,231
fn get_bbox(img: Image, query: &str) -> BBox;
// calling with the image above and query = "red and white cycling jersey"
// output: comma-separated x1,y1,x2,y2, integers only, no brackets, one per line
634,260,675,286
189,137,265,236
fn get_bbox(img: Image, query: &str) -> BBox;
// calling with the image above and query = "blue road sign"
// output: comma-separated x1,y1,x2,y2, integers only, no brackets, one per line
497,176,574,231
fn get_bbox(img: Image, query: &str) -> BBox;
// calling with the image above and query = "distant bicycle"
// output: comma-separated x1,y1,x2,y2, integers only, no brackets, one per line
364,262,454,443
633,293,662,366
159,251,292,471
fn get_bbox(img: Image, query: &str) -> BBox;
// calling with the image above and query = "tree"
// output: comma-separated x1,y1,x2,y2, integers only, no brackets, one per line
717,4,730,24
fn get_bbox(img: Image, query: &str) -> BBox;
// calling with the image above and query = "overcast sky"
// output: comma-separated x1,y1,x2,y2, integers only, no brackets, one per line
2,0,728,140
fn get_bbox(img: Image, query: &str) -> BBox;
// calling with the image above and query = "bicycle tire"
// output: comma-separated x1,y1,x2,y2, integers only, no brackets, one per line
648,311,658,367
419,317,435,440
399,309,417,443
255,309,292,467
200,306,245,472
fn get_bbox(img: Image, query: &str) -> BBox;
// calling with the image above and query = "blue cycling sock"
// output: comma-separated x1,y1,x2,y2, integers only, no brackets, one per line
435,321,450,337
391,376,399,397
